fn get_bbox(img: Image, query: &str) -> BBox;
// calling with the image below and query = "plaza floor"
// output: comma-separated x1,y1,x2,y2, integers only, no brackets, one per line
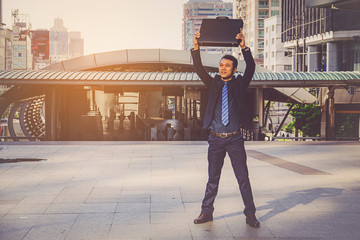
0,141,359,240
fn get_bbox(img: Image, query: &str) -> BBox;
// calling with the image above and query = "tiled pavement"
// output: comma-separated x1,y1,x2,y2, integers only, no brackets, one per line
0,141,359,240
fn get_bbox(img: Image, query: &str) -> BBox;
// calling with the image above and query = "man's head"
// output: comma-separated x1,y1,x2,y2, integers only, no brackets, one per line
219,55,238,81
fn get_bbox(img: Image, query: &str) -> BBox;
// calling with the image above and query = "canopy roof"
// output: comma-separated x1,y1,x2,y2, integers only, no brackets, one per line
1,70,359,88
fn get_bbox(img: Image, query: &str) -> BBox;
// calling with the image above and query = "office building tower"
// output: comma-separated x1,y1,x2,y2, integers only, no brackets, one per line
50,18,70,63
31,29,50,70
282,0,360,72
0,26,12,71
183,0,233,54
234,0,281,65
69,32,84,58
11,10,32,70
264,15,292,71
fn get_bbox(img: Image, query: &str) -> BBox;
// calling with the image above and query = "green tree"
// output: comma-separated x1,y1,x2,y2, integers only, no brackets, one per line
335,113,359,138
287,103,321,137
282,122,294,133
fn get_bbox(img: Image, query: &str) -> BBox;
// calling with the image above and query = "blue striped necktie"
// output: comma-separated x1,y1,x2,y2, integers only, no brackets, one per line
221,82,229,126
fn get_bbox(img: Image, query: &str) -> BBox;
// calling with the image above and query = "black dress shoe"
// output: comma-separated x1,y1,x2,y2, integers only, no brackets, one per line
246,214,260,228
194,212,213,224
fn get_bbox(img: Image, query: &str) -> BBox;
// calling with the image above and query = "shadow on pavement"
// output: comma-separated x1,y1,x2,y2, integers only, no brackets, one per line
214,188,344,222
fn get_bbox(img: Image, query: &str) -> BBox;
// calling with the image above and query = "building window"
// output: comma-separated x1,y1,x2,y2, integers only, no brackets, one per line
272,51,274,57
258,30,264,38
259,0,268,8
271,10,279,16
266,40,268,45
271,65,274,70
258,50,264,59
284,65,292,71
271,38,274,44
272,25,275,31
258,20,264,28
271,0,279,7
284,51,292,57
266,52,268,58
258,10,268,18
258,40,264,48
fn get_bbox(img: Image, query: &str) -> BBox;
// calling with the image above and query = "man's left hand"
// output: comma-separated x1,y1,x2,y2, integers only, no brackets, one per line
236,28,246,49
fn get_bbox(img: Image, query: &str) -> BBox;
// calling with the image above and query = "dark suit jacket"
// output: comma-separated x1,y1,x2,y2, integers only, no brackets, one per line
191,48,255,130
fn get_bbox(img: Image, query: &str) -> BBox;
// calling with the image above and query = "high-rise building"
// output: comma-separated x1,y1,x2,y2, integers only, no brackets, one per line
11,10,32,70
281,0,360,72
264,15,292,72
234,0,281,65
183,0,233,54
50,18,70,64
69,32,84,58
49,19,84,63
31,29,50,70
0,26,12,71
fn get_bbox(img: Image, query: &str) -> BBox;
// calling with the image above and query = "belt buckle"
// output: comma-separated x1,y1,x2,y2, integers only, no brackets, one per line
219,133,228,138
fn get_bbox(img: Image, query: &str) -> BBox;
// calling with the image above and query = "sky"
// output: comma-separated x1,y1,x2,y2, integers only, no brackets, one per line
2,0,232,55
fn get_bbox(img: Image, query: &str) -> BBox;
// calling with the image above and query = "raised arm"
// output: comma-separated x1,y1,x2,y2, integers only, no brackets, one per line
191,32,212,86
236,28,255,89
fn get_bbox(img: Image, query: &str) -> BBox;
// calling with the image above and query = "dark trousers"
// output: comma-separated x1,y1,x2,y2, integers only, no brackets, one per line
201,133,256,216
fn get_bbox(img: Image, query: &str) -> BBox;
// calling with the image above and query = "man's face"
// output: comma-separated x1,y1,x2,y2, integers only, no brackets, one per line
219,59,236,81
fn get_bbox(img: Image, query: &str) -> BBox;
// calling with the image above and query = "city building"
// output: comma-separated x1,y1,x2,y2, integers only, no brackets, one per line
282,0,360,139
264,15,292,72
11,10,32,70
31,19,84,69
182,0,233,54
31,29,50,70
281,0,360,72
0,26,12,71
234,0,281,65
50,18,70,64
69,31,84,58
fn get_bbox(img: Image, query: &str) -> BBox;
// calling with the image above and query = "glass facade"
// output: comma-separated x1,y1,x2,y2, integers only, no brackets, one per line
13,45,27,69
258,10,268,18
183,1,233,52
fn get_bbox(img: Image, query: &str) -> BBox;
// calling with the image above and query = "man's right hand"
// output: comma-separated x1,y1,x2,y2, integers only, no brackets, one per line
194,32,200,50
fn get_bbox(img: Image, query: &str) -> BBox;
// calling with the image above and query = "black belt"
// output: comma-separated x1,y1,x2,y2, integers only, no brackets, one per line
210,130,241,139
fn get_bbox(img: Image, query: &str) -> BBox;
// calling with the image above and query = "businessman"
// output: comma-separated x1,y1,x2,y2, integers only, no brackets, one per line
191,29,259,228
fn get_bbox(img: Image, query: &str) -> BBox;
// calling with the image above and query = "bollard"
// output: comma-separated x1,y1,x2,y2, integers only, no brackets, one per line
184,127,191,141
151,127,157,141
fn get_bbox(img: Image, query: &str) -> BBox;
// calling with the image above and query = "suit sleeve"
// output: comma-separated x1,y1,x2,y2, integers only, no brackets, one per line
191,49,212,87
240,48,255,89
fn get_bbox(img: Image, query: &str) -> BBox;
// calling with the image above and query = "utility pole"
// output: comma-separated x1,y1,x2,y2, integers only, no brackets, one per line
295,14,299,72
302,10,306,72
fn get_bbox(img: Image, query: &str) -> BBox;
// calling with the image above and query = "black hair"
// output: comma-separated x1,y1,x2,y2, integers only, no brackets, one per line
220,55,238,69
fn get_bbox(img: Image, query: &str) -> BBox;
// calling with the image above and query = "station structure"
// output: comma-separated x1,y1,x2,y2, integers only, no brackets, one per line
0,49,359,141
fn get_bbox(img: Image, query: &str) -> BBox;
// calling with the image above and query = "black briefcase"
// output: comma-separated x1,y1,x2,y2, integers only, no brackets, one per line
198,17,243,47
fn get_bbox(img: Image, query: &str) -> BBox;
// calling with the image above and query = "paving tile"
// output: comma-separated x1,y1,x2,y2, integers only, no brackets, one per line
113,212,150,225
189,219,234,239
116,202,150,213
9,203,51,214
151,202,185,212
22,214,77,240
0,141,359,239
46,203,117,214
109,223,152,239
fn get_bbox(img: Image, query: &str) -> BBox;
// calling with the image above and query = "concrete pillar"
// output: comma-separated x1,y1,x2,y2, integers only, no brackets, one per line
254,88,264,141
45,86,57,141
358,116,360,141
327,87,336,140
292,49,297,72
308,45,320,72
326,42,338,71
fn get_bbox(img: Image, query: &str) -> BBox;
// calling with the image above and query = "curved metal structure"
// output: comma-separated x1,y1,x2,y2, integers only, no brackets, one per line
0,70,359,87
